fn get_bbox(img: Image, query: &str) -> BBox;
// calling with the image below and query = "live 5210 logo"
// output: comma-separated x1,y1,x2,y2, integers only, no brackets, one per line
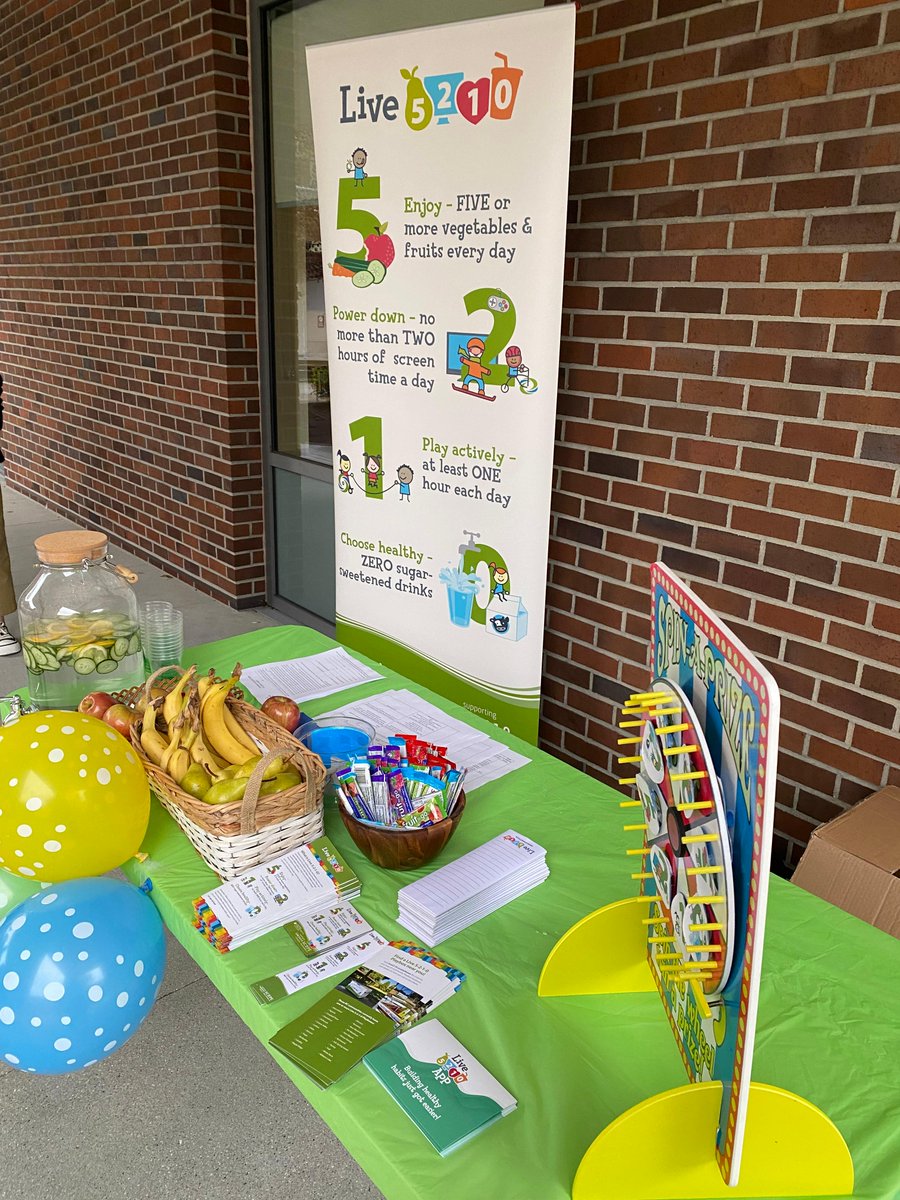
339,51,524,131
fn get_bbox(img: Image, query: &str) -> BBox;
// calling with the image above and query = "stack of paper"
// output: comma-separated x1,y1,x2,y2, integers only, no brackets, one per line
365,1020,517,1155
319,688,531,792
239,646,384,705
397,829,548,945
192,838,361,952
269,941,465,1087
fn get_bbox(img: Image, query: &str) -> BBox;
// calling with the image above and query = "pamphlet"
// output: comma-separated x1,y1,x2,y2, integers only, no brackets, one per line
320,689,531,792
250,931,389,1004
397,829,548,945
192,838,361,952
269,942,465,1087
239,646,384,705
365,1020,517,1155
284,900,373,958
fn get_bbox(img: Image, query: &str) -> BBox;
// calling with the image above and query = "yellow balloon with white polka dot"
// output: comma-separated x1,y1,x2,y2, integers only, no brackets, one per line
0,712,150,883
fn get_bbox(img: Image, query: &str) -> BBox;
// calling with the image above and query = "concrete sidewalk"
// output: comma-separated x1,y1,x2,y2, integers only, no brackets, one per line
0,481,382,1200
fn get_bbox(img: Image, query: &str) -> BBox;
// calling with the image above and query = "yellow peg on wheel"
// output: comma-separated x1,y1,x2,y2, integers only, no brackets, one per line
626,847,649,856
656,722,690,735
617,735,641,745
687,865,723,876
617,755,642,765
676,801,713,812
647,936,675,945
689,922,724,932
619,776,638,785
682,833,717,844
619,799,642,808
623,822,647,832
663,744,699,756
631,872,654,880
690,978,713,1018
670,770,707,782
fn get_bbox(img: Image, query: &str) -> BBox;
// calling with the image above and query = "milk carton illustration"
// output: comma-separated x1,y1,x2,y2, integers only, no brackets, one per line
486,594,528,642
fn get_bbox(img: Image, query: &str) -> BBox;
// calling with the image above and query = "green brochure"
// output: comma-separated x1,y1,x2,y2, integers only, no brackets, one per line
269,943,463,1087
270,992,396,1088
364,1020,517,1155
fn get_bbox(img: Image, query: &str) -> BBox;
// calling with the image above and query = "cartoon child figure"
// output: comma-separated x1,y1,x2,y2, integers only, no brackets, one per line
396,463,414,501
503,345,522,390
364,452,382,491
346,147,368,186
336,449,353,494
458,336,491,395
489,562,510,601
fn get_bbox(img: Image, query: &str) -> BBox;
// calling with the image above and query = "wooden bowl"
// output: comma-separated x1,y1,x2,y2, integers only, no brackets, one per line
338,792,466,871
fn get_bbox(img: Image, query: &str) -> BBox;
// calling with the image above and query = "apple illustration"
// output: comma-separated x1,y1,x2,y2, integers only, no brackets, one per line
365,223,395,269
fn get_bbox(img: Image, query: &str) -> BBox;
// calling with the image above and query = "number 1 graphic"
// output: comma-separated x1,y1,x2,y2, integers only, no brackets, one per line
349,415,384,501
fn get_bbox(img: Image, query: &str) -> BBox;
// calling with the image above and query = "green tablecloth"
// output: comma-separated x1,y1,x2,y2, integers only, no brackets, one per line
122,626,900,1200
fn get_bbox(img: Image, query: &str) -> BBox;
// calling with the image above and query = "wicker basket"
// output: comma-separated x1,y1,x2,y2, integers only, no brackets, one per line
118,667,326,879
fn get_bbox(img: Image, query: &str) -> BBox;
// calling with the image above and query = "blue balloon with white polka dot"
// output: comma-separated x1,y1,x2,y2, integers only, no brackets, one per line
0,876,165,1074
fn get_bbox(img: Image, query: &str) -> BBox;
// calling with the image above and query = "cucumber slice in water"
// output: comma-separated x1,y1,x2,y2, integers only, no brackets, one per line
112,637,129,661
73,657,96,675
96,659,118,675
127,633,141,656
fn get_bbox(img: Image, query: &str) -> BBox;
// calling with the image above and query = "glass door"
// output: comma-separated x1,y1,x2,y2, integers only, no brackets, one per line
257,0,540,626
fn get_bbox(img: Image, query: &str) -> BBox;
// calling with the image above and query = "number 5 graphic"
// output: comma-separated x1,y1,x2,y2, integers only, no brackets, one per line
336,177,381,260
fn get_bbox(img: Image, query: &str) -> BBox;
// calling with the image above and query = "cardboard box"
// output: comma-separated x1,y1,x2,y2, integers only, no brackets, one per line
792,786,900,938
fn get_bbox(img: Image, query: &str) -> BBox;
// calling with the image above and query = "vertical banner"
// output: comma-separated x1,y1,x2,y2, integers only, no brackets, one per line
645,564,780,1185
307,7,575,743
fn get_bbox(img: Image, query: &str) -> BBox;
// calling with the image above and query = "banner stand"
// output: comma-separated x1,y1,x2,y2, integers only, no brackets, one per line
307,7,575,744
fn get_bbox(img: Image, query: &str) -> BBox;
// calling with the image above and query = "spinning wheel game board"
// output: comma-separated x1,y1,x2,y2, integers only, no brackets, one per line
620,565,780,1184
540,564,852,1199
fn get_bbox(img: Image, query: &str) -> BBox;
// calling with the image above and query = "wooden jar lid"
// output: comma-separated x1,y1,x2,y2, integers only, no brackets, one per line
34,530,108,565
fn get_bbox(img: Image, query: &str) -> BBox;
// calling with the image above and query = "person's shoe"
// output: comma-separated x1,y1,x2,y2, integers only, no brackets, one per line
0,620,21,656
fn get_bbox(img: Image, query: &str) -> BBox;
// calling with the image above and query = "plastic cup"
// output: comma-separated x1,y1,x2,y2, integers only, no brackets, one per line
142,608,183,671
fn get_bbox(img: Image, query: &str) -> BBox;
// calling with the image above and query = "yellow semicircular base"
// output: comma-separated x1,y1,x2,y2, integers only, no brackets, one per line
573,1080,854,1200
538,897,656,997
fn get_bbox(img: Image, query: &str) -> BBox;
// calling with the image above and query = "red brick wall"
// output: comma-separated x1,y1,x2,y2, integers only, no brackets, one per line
542,0,900,873
0,0,262,605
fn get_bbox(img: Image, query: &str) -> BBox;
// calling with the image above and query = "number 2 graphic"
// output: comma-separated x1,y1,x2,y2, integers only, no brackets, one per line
463,286,517,389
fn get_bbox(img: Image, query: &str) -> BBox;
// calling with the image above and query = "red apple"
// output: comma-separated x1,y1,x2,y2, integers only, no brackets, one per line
78,691,115,720
365,224,395,269
102,703,137,739
261,695,301,732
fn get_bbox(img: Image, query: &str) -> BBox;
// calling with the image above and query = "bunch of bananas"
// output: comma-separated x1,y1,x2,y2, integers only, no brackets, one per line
138,665,300,805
